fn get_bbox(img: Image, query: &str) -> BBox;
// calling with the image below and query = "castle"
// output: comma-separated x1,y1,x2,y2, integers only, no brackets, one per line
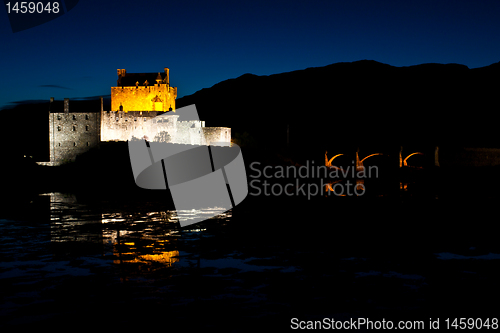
38,68,231,166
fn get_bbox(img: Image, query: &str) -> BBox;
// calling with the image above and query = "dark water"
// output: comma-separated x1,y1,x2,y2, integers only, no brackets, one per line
1,189,499,332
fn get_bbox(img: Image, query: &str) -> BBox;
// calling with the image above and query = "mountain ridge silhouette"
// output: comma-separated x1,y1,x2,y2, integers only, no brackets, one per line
177,59,500,149
2,60,499,160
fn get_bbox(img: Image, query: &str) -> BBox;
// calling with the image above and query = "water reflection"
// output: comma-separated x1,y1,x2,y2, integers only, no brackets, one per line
2,190,499,330
400,182,408,191
324,179,365,196
42,192,103,244
43,192,231,269
112,239,179,267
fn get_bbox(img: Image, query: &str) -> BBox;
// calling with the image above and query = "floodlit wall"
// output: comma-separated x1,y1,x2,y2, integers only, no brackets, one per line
111,85,177,112
45,111,101,165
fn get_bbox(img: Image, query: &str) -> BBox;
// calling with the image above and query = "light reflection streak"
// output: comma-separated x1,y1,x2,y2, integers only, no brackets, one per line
43,193,230,270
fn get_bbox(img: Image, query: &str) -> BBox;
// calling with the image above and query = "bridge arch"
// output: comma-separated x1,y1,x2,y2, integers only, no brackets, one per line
325,152,345,168
359,153,383,164
403,152,423,167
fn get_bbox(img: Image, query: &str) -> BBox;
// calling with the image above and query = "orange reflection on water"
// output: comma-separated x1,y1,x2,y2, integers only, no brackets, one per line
325,179,364,196
113,239,179,266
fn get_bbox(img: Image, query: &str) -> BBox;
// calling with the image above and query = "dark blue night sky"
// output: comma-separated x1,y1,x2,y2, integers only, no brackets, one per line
2,0,500,109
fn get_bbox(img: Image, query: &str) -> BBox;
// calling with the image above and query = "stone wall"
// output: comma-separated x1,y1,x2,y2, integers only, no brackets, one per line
202,127,231,145
176,120,205,144
101,110,164,141
100,111,222,145
46,111,101,165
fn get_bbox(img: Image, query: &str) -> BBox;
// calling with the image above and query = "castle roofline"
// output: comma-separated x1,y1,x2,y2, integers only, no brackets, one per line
48,99,102,113
117,72,170,87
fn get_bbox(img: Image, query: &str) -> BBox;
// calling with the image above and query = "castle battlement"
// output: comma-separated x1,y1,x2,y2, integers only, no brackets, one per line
115,84,175,91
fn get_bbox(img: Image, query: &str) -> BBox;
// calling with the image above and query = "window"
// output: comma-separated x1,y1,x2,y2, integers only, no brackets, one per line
73,125,76,131
57,126,61,131
85,115,89,120
73,115,76,120
57,114,61,120
74,142,77,146
87,142,90,146
86,125,89,131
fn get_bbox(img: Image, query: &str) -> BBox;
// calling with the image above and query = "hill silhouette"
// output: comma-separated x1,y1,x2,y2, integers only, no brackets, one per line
176,60,500,151
2,60,499,162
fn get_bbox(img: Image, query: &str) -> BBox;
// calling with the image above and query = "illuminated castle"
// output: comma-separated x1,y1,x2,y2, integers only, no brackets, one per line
39,68,231,166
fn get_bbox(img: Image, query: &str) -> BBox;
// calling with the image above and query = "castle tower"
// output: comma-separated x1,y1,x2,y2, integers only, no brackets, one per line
111,68,177,112
164,68,169,85
39,97,101,166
